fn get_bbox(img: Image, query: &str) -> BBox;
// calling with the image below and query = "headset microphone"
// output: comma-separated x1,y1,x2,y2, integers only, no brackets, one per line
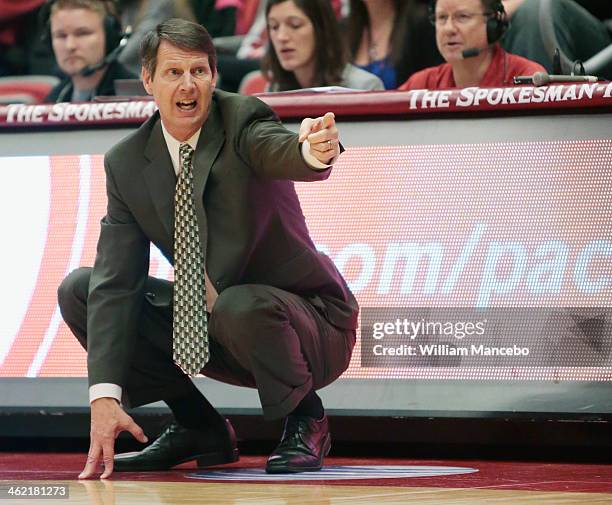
462,46,487,59
80,25,132,77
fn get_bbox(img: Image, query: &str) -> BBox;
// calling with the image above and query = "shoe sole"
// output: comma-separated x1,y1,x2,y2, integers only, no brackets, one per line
265,433,331,474
114,448,239,472
197,448,240,467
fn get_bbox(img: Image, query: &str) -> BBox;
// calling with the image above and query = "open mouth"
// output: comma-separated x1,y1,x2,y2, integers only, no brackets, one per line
176,100,197,111
445,42,462,49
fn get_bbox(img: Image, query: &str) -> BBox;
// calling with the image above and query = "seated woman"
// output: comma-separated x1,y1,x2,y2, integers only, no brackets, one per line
347,0,443,89
263,0,384,91
399,0,545,90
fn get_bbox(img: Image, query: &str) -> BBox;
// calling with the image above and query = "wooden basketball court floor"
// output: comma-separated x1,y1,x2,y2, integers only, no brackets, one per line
2,453,612,504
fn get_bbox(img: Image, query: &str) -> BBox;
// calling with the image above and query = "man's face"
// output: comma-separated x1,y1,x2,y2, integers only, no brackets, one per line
50,8,106,77
142,40,217,141
434,0,489,63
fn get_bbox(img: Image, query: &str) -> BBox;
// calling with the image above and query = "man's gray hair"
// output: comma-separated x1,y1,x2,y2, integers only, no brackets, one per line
140,18,217,77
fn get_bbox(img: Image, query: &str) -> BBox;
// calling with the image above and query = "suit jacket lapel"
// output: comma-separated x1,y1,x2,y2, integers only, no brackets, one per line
192,97,225,255
143,117,177,240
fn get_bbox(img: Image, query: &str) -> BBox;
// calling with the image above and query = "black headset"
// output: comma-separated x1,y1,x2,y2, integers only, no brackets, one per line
41,0,124,58
428,0,509,45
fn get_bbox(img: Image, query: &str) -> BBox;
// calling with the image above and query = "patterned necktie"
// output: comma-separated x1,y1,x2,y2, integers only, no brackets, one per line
172,143,209,375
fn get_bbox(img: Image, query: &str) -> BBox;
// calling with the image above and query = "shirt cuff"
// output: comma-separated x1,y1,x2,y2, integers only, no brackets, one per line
89,383,122,404
301,140,336,170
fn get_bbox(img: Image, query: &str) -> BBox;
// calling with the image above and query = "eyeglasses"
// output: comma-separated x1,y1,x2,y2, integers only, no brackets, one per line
431,11,491,27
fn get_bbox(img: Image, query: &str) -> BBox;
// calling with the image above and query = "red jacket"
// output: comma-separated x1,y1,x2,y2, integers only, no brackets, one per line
399,46,545,90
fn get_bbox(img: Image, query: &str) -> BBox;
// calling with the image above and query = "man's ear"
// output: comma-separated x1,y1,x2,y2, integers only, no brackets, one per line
141,66,153,95
212,68,218,89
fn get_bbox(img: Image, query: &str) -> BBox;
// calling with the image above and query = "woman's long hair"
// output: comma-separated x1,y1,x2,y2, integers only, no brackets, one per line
346,0,413,67
347,0,441,85
262,0,348,91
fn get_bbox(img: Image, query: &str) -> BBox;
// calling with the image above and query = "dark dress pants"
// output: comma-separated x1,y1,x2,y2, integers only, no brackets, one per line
58,267,356,420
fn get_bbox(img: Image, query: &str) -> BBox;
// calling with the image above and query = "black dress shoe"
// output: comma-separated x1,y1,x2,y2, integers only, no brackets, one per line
265,415,331,473
114,419,239,471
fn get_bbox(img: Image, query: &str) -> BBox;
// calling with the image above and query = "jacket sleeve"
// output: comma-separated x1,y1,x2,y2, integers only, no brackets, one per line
235,97,333,182
86,156,150,388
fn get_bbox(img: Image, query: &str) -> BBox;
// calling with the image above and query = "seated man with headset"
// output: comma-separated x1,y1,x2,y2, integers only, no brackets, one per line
399,0,545,89
44,0,135,102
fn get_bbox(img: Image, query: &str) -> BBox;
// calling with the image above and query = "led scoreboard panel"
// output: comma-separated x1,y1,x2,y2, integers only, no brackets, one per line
0,87,610,416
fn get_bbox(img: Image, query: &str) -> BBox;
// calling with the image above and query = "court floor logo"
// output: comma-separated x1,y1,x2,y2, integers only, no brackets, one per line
188,465,478,481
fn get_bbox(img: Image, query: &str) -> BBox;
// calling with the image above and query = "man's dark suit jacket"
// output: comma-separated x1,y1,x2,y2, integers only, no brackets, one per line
44,60,136,102
86,90,359,388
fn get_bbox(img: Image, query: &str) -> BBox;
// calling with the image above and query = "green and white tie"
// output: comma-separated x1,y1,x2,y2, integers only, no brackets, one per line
172,143,209,375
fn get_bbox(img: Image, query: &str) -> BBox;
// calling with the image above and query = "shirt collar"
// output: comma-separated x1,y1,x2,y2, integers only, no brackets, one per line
160,122,201,175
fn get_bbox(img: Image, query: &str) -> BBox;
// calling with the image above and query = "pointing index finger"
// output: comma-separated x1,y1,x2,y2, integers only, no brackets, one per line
322,112,335,129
